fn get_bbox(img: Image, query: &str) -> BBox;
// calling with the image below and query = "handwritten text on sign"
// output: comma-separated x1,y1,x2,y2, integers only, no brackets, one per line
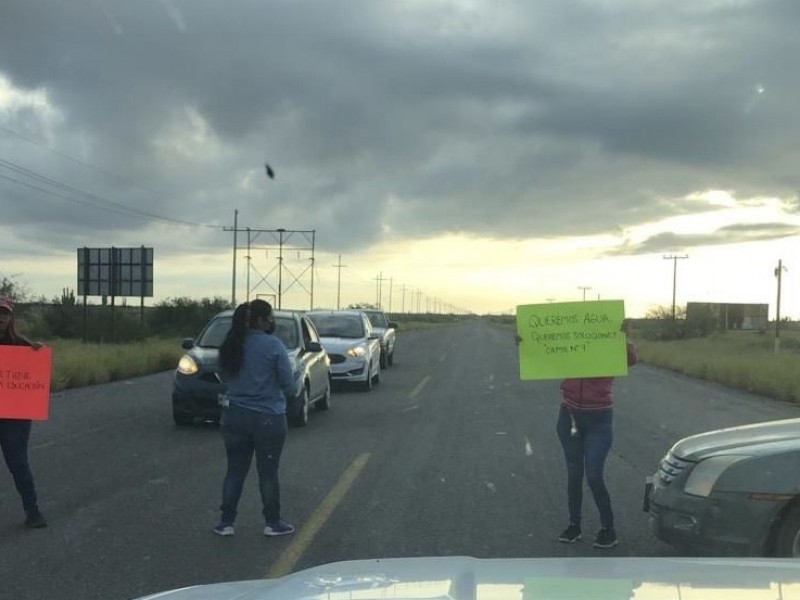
516,300,627,380
0,345,52,420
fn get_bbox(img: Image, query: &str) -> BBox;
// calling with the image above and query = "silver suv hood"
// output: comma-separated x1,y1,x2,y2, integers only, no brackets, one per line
672,417,800,461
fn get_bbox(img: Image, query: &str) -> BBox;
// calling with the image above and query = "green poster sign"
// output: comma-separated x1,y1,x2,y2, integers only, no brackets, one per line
516,300,628,380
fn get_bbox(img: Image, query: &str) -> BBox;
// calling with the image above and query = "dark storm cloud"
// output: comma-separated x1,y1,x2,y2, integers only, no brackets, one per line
1,0,799,259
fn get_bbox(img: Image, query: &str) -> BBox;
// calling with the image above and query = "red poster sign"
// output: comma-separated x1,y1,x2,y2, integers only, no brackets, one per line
0,345,52,420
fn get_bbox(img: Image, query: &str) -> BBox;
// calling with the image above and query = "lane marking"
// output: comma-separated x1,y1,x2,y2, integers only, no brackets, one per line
524,437,534,456
266,452,371,579
408,375,430,400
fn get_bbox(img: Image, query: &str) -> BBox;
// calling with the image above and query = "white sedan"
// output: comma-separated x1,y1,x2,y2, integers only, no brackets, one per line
304,310,382,391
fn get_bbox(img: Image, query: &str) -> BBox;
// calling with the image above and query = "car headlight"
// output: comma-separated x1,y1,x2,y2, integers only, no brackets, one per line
177,355,199,375
346,345,367,357
683,455,747,497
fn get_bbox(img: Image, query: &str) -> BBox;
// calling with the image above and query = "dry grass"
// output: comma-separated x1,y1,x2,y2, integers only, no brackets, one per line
48,338,183,392
633,330,800,403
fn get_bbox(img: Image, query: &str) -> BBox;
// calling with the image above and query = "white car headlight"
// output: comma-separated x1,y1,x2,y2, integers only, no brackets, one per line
177,355,199,375
346,345,367,357
683,455,747,497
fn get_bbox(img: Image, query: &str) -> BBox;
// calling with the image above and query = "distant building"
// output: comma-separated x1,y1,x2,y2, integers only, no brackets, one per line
686,302,769,331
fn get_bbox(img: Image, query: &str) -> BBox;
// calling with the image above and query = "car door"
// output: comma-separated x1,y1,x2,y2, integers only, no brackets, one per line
301,316,328,400
363,314,381,369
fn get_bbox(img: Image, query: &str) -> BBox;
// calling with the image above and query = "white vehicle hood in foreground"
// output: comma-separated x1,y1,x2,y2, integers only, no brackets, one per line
134,556,800,600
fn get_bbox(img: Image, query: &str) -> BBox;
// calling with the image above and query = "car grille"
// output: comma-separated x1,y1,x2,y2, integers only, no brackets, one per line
328,354,346,364
657,451,692,486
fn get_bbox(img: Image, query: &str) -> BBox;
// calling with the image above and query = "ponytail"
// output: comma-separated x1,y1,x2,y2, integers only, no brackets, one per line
219,302,250,376
218,299,274,377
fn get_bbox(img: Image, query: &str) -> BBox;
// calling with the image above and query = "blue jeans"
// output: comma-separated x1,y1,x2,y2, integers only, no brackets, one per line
219,405,287,525
556,406,614,529
0,419,40,517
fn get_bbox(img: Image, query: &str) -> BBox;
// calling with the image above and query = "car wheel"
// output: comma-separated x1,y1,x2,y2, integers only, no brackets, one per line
387,349,394,366
173,409,193,427
316,379,331,411
291,384,310,427
379,349,387,369
361,363,374,392
773,502,800,557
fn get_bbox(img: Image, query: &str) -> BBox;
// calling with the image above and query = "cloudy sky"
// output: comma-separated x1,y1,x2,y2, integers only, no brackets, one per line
1,0,799,316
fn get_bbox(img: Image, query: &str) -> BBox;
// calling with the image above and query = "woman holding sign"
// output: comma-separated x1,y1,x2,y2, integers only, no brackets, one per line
556,322,637,550
0,296,47,529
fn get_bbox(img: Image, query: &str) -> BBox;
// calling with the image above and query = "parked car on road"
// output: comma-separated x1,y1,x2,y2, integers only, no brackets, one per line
305,310,381,391
362,309,398,368
172,309,331,427
645,417,800,557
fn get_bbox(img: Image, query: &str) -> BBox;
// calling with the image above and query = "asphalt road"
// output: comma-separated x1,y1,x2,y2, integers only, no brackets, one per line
2,319,800,600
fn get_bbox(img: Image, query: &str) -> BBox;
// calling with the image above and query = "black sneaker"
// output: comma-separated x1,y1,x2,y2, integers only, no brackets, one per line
25,513,48,529
558,524,582,543
593,527,618,549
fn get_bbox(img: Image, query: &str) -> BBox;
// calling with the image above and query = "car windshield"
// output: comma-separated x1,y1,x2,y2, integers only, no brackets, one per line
195,315,297,349
308,314,365,339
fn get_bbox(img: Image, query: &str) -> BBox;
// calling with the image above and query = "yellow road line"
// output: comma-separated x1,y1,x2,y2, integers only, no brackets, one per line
266,452,371,579
408,375,430,399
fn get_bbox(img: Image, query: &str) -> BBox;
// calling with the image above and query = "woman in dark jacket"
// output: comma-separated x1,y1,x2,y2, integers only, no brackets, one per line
213,299,296,537
0,297,47,528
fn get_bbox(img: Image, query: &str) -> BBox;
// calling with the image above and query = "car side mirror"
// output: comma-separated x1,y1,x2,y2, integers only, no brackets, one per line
181,338,194,349
388,322,398,330
306,341,323,353
369,332,381,340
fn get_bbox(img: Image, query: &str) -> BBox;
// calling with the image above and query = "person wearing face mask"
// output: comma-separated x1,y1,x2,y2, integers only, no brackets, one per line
212,299,297,537
0,296,48,529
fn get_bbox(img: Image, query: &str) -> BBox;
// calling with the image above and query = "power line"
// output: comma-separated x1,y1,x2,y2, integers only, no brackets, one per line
0,157,221,228
0,124,207,222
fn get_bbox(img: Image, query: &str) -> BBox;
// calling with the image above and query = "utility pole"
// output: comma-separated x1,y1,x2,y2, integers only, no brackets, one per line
375,272,388,308
775,259,788,355
332,255,347,310
663,254,689,319
309,230,316,310
246,227,252,302
578,286,592,301
388,277,393,313
401,284,408,313
229,209,238,306
276,228,285,308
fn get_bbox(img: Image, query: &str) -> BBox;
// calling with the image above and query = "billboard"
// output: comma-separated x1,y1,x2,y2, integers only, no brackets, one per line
686,302,768,331
77,246,154,297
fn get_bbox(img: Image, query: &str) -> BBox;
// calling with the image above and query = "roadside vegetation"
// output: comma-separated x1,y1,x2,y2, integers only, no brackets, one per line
634,331,800,403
